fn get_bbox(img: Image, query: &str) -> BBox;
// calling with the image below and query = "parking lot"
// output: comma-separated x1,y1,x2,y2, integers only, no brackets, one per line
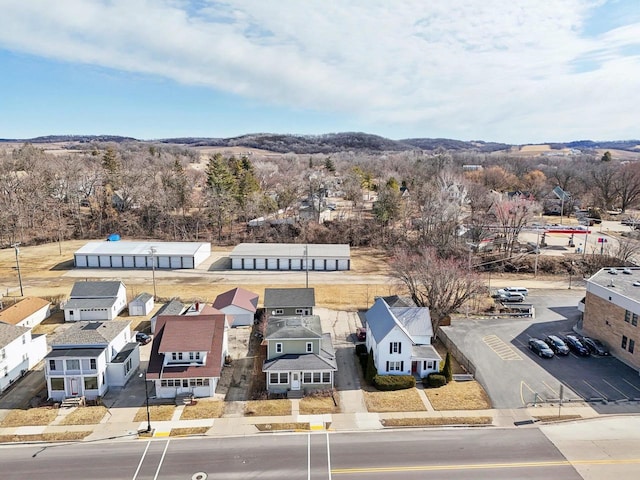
442,289,640,414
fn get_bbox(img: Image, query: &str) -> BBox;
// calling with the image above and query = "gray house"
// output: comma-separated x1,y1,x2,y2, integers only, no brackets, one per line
263,288,315,319
262,315,337,395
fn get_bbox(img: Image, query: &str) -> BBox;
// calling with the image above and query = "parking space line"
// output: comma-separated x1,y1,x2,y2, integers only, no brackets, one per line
583,380,608,399
542,381,558,397
483,335,522,361
603,379,630,399
521,381,535,405
622,378,640,393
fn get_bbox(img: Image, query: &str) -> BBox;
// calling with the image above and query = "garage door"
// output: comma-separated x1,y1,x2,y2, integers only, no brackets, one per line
182,257,194,268
231,258,242,269
337,259,349,270
267,258,278,270
99,255,111,267
75,255,87,267
157,256,170,268
291,258,302,270
87,255,99,267
123,256,134,268
255,258,266,269
170,256,182,269
111,256,123,268
134,256,147,268
278,258,290,270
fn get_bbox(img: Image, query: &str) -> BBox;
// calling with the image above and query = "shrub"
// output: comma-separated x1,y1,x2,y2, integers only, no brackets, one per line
424,373,447,388
355,344,367,356
365,349,377,385
442,352,453,383
373,375,416,391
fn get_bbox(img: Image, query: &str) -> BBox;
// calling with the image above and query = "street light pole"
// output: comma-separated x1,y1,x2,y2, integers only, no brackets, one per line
11,243,23,297
149,246,157,301
143,370,151,432
304,244,309,289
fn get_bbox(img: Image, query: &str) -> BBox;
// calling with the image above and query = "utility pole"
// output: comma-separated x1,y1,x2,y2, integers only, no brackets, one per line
304,244,309,289
149,246,157,301
11,243,24,297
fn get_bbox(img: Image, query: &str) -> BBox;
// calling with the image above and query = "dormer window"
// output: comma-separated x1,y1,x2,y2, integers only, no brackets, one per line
171,352,183,361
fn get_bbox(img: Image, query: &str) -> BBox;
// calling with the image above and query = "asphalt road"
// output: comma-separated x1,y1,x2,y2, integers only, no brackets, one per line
0,429,584,480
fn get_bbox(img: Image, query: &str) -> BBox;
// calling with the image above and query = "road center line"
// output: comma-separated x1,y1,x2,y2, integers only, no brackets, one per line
602,379,630,399
153,439,171,480
131,440,151,480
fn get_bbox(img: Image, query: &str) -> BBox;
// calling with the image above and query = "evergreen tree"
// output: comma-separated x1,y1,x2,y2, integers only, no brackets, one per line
205,153,237,195
324,157,336,173
365,348,377,384
442,352,453,383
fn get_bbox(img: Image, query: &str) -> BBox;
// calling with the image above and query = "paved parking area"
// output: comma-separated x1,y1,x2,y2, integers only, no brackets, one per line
442,289,640,414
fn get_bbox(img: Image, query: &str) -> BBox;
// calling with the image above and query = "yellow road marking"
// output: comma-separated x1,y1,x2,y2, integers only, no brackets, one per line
521,380,535,405
542,381,558,396
483,335,522,360
153,431,170,437
331,458,640,474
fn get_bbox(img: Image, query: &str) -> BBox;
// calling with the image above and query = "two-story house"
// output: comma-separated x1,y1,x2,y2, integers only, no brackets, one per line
45,320,139,401
365,297,441,378
264,288,315,320
63,281,127,322
146,307,229,399
0,322,48,394
262,315,337,395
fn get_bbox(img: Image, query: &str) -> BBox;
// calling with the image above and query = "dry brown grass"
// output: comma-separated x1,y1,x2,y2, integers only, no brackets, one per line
299,396,340,415
425,381,491,411
363,389,427,413
0,431,91,443
170,427,210,436
133,405,175,422
255,422,309,431
58,406,108,425
31,311,65,336
180,400,224,420
534,415,582,422
244,399,291,416
0,407,58,427
382,416,493,427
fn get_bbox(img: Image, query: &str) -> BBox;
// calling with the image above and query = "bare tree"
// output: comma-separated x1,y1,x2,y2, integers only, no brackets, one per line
492,197,540,256
614,162,640,213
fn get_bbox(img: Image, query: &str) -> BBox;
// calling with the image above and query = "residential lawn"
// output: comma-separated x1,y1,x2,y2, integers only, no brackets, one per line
0,407,58,427
0,431,91,443
170,427,209,436
180,400,224,420
255,422,309,431
299,396,340,415
424,381,491,411
382,416,493,427
31,311,65,336
58,406,108,425
534,415,582,422
363,389,426,413
133,405,175,422
244,400,292,416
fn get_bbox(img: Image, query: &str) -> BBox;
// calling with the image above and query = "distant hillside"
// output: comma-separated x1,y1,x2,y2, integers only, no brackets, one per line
0,134,139,143
400,138,510,153
547,140,640,152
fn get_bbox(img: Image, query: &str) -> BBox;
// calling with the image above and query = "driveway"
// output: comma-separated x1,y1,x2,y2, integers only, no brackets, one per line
442,289,640,414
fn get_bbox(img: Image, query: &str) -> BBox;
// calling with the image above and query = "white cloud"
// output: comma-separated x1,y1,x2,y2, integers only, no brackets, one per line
0,0,638,142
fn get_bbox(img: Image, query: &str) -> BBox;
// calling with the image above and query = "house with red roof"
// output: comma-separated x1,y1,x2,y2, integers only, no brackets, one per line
146,306,229,399
213,287,259,327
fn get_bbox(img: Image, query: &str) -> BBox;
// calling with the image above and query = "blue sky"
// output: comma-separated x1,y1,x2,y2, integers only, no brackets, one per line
0,0,639,144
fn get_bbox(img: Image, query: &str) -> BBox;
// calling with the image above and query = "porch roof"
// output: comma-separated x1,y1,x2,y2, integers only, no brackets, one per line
411,344,441,360
262,353,337,372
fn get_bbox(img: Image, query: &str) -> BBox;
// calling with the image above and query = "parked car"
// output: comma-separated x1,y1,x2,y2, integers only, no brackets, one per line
529,338,554,358
136,332,151,345
582,337,610,356
564,335,590,356
544,335,570,355
497,287,529,296
495,292,525,303
355,327,366,342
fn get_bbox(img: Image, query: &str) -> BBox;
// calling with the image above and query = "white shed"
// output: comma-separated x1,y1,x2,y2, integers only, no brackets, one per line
128,293,154,317
229,243,350,271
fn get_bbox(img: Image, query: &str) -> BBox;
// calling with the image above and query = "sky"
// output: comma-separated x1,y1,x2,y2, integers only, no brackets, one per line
0,0,639,144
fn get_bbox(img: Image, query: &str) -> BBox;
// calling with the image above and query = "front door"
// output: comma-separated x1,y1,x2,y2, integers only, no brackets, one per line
69,377,79,396
291,372,300,390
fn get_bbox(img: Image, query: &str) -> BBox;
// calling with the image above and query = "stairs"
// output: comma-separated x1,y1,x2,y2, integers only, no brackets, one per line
176,393,194,406
287,390,303,399
61,396,84,408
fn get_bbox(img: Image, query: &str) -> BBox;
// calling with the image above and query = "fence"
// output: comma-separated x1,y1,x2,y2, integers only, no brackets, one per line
437,328,477,377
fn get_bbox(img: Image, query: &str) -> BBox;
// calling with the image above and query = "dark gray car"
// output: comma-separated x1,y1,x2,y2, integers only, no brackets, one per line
544,335,570,355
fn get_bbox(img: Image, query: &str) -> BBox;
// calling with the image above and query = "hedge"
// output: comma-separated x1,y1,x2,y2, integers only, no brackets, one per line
373,375,416,391
424,373,447,388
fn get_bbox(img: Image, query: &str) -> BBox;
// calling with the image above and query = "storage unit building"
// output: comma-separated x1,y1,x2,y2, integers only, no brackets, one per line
229,243,350,271
74,241,211,269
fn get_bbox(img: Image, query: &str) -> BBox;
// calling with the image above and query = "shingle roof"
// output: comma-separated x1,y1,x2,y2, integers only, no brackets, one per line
265,315,322,340
411,344,441,360
213,288,259,313
131,293,153,304
264,288,315,308
158,316,217,353
64,298,118,309
0,297,49,326
51,321,130,347
153,300,185,317
379,295,416,308
365,297,432,343
70,281,124,298
45,347,105,359
262,353,337,371
0,322,30,349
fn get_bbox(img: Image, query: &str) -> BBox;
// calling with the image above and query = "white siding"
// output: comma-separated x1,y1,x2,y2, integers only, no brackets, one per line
87,255,99,267
374,327,412,376
75,255,87,267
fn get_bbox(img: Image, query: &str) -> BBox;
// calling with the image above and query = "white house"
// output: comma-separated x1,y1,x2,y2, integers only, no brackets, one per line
0,297,51,329
212,287,259,327
45,321,139,401
0,323,48,394
64,281,127,321
128,293,154,316
146,306,229,399
365,297,441,378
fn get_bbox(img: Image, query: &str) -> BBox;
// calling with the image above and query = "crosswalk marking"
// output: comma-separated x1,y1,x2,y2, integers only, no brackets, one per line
483,335,522,360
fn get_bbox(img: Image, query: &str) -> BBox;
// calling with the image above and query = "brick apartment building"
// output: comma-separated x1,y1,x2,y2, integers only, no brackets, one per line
582,267,640,372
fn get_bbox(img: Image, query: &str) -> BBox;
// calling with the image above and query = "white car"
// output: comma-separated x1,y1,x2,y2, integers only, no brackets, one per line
497,287,529,296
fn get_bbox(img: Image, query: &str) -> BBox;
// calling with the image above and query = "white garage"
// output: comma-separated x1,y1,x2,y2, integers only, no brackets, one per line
229,243,350,271
74,241,211,269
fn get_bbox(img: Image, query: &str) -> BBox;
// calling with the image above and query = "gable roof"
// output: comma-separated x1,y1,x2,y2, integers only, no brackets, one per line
158,315,221,353
379,295,416,308
264,288,315,309
365,297,432,343
263,333,337,372
0,297,49,325
389,306,432,338
131,293,153,304
213,288,259,313
265,315,323,340
52,321,130,347
0,322,30,349
153,300,185,317
70,281,124,298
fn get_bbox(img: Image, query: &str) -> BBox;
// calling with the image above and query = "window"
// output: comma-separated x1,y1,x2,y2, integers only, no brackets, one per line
322,372,331,383
195,352,200,360
22,335,26,345
190,379,197,387
274,309,284,315
66,359,80,370
183,379,189,387
630,339,636,354
50,378,64,390
634,314,639,327
90,359,97,370
296,308,310,315
269,372,288,384
275,343,283,353
313,372,321,383
390,342,402,354
306,342,313,353
84,377,98,390
625,311,631,323
171,352,184,361
124,358,132,375
190,352,194,360
303,372,312,383
49,360,56,371
387,361,402,372
622,335,628,349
